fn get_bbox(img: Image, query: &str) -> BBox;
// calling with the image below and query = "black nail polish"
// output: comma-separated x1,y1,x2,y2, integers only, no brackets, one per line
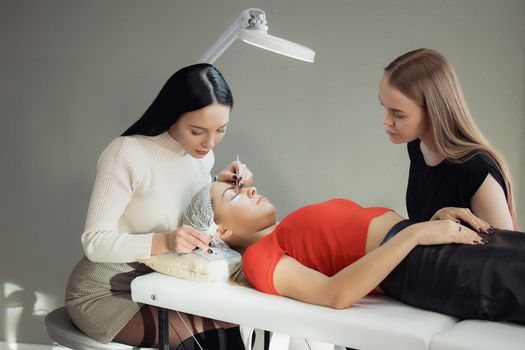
208,242,212,247
207,248,213,254
232,175,237,181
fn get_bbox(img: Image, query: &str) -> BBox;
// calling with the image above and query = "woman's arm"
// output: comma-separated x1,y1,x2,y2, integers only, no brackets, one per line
471,174,513,230
273,221,481,309
81,138,152,263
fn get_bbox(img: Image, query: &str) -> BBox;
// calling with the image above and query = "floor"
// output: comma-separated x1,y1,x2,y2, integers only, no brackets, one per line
0,335,338,349
0,342,66,350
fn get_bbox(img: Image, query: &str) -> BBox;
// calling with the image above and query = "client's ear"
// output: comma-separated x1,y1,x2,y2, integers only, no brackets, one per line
216,225,234,242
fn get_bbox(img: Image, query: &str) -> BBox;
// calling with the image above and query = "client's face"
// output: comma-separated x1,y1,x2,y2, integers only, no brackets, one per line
210,182,277,236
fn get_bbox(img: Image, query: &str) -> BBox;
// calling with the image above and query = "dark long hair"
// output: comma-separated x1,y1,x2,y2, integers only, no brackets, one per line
122,64,233,136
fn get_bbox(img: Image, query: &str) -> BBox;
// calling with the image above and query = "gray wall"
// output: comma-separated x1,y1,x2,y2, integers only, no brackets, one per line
1,0,524,345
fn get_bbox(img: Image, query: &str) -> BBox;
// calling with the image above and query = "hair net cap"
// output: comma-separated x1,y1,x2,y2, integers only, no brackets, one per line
183,184,216,232
183,183,229,248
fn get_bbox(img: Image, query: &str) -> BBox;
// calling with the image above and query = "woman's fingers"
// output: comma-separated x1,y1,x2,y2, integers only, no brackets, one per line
237,164,253,186
217,160,254,186
457,209,493,235
457,224,485,245
174,240,195,254
432,207,493,235
417,220,487,246
217,161,239,183
172,225,211,253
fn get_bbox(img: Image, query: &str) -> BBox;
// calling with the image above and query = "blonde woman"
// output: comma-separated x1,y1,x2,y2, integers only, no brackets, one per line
183,181,525,325
379,48,517,230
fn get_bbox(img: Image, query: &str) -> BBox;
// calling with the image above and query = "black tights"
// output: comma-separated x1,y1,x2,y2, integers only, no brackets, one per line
173,327,245,350
113,305,245,349
380,226,525,324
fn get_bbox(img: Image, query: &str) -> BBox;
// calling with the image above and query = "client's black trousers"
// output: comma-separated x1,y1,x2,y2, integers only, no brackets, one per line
379,221,525,324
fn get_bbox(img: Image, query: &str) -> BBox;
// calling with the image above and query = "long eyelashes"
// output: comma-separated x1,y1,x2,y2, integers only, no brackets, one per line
230,184,245,202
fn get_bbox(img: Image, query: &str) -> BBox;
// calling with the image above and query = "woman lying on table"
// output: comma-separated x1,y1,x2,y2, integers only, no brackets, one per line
183,181,525,324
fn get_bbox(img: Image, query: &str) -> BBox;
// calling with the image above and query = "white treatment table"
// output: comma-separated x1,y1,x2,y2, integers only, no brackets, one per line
131,272,525,350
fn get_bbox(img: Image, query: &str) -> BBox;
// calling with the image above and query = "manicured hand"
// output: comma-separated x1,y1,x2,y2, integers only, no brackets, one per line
431,207,493,235
166,225,211,253
217,160,254,187
412,220,485,246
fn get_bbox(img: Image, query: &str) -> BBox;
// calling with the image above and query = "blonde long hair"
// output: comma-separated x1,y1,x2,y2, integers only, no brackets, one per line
385,48,518,229
229,261,252,288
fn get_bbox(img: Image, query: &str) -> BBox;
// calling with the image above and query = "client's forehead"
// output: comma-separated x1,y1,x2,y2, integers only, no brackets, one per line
210,182,231,200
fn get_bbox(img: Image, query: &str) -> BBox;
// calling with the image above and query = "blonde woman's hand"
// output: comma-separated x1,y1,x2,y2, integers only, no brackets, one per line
410,220,485,246
217,160,254,187
431,207,493,235
165,225,211,254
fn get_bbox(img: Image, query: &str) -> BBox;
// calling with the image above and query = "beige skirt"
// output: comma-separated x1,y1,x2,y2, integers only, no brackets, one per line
65,256,153,343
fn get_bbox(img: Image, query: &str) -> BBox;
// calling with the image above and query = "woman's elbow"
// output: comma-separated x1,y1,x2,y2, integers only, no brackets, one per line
324,292,357,310
81,231,112,262
83,247,103,262
81,236,98,262
328,299,355,310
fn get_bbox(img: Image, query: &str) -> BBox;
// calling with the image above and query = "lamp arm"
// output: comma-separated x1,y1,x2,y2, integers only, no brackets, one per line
198,15,242,64
197,9,314,64
198,9,267,64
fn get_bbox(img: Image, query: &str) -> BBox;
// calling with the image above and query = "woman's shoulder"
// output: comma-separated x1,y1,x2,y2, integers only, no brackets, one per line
102,136,147,156
243,233,283,295
97,136,148,167
462,151,506,194
465,151,499,168
106,135,147,149
455,151,503,179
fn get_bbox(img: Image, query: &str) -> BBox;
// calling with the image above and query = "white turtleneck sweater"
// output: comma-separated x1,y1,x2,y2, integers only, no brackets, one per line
81,132,213,263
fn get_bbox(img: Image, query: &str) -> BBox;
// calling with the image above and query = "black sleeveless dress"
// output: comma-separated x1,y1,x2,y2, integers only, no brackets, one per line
406,139,507,222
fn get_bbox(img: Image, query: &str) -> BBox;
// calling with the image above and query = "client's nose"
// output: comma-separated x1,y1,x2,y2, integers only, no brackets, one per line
247,187,257,198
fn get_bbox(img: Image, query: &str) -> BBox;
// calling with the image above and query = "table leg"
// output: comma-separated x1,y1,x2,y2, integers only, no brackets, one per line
158,307,169,350
264,330,270,350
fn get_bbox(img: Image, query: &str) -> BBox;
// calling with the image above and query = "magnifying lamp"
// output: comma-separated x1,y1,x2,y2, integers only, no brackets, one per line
198,8,315,64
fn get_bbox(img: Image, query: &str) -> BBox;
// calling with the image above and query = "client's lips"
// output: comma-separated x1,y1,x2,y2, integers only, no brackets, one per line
257,196,267,204
195,149,210,156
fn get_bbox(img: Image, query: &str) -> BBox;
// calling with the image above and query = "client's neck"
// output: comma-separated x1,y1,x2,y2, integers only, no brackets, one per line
231,225,276,252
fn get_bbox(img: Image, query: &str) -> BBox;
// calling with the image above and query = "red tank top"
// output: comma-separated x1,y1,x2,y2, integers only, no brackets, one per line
242,199,391,295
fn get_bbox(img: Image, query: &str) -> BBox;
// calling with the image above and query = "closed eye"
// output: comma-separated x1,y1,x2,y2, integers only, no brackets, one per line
221,186,242,202
393,111,405,118
230,184,245,202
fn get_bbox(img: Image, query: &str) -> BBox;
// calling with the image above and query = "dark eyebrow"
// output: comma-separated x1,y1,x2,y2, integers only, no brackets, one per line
188,123,229,131
221,186,235,198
